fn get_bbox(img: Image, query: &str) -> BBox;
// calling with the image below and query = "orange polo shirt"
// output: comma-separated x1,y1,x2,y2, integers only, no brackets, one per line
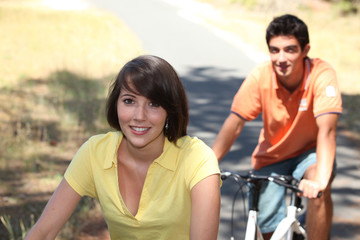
231,58,342,170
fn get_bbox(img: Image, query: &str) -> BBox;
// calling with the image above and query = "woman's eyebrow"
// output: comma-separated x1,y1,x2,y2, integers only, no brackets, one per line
120,93,136,98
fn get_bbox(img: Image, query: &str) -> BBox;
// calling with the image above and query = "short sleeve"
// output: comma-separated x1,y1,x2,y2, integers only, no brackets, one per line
313,63,342,117
64,140,97,198
184,139,221,190
231,68,262,121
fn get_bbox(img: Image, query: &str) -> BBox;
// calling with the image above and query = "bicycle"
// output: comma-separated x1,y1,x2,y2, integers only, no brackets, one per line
220,170,318,240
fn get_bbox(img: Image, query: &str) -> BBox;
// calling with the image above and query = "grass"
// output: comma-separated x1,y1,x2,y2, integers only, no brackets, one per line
0,0,143,87
0,0,142,239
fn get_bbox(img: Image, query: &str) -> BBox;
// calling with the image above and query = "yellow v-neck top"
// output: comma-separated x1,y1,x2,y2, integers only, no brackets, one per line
64,131,220,239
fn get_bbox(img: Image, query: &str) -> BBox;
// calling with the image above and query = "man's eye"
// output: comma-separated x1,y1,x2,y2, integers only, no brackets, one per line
269,48,279,54
286,47,297,53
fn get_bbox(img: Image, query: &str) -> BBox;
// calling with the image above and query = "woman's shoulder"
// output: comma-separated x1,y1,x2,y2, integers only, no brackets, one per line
174,136,220,182
176,135,209,150
174,136,215,161
88,131,121,141
85,131,123,151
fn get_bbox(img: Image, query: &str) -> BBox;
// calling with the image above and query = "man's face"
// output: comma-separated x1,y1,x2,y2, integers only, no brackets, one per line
268,35,310,91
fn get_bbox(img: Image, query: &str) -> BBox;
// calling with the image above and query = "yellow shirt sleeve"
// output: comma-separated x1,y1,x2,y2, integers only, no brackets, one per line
64,138,97,198
182,137,221,190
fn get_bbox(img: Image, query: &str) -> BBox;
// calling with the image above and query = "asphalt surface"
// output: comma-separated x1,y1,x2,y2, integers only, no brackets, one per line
84,0,360,239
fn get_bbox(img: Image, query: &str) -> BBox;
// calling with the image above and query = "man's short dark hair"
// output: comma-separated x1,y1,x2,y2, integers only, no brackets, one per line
266,14,309,50
106,55,188,143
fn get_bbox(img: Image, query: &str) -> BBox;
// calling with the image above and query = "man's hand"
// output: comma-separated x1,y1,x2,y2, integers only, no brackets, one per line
298,178,325,199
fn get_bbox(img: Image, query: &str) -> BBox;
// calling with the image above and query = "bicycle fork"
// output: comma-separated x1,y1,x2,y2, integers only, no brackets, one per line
270,187,306,240
245,210,264,240
244,180,264,240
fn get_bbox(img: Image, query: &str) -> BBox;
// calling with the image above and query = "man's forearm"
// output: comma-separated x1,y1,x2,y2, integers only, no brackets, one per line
212,113,245,161
315,114,338,188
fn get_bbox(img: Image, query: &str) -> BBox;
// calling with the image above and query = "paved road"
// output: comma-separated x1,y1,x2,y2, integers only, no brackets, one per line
85,0,360,239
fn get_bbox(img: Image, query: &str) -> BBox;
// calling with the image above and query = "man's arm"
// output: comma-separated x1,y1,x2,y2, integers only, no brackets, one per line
299,113,338,198
212,113,246,161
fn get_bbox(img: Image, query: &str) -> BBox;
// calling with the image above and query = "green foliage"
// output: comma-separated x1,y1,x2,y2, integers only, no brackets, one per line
0,214,35,240
228,0,360,15
0,215,14,240
337,0,359,15
47,70,108,132
319,0,359,15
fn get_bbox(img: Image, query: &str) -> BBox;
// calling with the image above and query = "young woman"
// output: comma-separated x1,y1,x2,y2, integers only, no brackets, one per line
25,55,221,240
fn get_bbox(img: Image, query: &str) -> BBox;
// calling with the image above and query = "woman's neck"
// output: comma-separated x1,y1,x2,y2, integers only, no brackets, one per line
119,136,165,166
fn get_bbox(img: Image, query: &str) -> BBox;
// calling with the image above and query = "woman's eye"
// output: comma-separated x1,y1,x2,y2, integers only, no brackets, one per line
149,102,160,107
124,99,134,104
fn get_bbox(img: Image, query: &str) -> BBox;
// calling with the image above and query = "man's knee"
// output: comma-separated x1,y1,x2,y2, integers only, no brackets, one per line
303,164,317,180
303,164,336,185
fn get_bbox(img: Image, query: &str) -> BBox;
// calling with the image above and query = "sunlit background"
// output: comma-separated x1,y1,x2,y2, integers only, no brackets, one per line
0,0,359,239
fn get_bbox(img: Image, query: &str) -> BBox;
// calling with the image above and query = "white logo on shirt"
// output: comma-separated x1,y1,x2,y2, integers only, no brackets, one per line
299,98,307,111
326,86,336,97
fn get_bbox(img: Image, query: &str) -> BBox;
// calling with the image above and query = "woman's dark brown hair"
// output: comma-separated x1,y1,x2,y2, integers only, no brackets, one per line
106,55,188,143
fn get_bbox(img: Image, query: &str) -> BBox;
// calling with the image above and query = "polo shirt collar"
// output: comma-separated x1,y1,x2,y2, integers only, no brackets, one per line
103,132,176,172
153,138,176,172
303,58,311,90
103,131,123,170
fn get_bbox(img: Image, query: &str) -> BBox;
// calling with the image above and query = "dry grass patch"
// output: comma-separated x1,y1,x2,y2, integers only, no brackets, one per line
0,1,143,87
0,1,143,239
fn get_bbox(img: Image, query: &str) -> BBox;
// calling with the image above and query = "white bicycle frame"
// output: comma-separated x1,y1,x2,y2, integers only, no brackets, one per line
271,205,306,240
221,171,308,240
244,210,263,240
245,204,306,240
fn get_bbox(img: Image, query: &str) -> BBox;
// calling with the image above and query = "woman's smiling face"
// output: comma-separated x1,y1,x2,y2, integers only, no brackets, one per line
117,85,167,151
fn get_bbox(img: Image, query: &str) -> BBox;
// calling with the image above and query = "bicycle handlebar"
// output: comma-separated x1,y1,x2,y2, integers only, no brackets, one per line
221,170,323,198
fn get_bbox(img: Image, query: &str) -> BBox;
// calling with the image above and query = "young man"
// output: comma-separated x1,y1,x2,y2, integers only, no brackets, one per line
212,14,342,240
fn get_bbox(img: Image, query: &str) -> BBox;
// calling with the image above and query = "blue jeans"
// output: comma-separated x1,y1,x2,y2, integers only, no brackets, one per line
250,149,336,233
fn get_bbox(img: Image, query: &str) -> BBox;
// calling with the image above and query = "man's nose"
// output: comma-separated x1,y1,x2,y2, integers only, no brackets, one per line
278,50,286,62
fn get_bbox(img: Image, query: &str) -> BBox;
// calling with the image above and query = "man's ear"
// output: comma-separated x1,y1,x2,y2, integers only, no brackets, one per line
303,44,310,57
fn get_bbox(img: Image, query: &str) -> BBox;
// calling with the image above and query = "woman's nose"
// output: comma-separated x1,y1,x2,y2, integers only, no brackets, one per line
134,105,147,120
